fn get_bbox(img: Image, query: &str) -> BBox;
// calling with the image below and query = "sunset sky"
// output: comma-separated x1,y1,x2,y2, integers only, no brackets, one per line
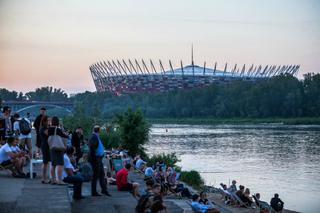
0,0,319,94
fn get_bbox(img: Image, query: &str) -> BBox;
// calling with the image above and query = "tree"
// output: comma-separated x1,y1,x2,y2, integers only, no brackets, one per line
113,108,150,157
0,88,18,100
25,86,68,101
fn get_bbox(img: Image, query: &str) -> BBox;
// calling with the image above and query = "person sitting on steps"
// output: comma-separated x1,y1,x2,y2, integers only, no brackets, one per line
62,146,84,200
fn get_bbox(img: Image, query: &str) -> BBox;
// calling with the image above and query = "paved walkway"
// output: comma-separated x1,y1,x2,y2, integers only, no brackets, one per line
0,164,298,213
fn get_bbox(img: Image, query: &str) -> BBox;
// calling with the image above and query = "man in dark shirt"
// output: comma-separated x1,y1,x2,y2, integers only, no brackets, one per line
235,185,245,198
270,193,284,212
71,127,83,164
33,107,46,148
89,125,111,197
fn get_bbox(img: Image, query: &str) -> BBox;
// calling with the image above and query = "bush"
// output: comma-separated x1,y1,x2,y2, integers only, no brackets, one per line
100,125,121,149
113,108,150,157
180,170,204,189
147,152,180,169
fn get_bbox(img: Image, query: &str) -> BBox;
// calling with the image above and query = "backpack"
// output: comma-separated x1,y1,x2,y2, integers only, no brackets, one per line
79,162,93,182
135,192,151,213
19,118,31,135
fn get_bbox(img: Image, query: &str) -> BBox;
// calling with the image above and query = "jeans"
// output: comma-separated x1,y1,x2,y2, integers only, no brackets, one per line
63,175,83,198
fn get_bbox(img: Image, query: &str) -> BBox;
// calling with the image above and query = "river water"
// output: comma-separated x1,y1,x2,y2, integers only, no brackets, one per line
145,124,320,213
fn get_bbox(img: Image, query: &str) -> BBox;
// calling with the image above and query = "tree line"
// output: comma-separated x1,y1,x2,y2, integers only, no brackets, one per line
73,73,320,118
1,73,320,118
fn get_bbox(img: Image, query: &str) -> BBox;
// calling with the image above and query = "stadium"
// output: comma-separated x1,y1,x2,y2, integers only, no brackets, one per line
90,57,300,95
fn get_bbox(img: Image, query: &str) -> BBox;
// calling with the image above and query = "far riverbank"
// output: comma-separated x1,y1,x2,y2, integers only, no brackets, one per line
148,117,320,125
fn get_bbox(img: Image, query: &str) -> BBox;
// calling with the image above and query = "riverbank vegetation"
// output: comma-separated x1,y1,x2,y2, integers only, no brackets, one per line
1,73,320,124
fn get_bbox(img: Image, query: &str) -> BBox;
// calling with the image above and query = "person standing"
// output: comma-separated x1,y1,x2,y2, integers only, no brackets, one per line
13,113,32,158
1,106,12,139
88,125,111,197
39,115,51,183
48,116,69,185
72,127,83,165
33,107,46,149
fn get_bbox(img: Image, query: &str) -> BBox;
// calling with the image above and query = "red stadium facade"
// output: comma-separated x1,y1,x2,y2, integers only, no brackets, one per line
90,59,300,95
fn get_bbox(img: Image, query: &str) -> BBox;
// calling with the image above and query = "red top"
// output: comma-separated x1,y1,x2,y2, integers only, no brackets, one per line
116,168,128,190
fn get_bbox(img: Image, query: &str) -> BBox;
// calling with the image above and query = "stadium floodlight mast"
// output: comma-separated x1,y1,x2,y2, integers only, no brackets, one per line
134,59,144,74
128,59,138,75
150,59,157,74
159,60,165,75
232,63,237,77
116,60,128,76
101,61,113,76
180,60,184,76
223,63,228,77
122,59,134,76
141,59,151,75
240,64,246,77
169,60,174,75
93,64,113,90
112,60,124,76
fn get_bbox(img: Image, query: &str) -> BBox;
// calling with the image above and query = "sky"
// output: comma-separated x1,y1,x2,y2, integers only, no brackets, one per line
0,0,319,94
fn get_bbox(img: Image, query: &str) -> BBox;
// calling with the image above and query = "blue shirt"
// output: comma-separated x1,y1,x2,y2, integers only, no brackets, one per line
191,201,211,213
95,134,104,157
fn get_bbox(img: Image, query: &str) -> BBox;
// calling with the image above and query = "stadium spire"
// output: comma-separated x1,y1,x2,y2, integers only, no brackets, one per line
192,44,194,75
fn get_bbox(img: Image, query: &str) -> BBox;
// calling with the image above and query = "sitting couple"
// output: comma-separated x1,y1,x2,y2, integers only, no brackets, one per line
0,136,27,177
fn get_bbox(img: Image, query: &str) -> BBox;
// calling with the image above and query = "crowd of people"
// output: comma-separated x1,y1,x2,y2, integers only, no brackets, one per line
131,155,221,213
220,180,285,212
0,105,286,212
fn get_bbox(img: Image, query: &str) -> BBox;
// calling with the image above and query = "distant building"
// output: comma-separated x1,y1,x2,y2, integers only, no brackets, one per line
90,59,299,95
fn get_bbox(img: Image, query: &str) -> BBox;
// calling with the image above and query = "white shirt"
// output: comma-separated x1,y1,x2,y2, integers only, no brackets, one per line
62,154,74,178
13,118,32,139
10,145,21,153
0,143,13,163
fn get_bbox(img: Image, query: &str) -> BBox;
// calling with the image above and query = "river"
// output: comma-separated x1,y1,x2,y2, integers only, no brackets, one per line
145,124,320,213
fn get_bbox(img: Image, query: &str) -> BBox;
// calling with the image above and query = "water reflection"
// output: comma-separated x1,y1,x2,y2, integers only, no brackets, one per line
145,124,320,213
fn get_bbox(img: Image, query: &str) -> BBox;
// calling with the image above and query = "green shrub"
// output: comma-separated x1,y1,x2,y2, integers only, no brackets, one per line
147,152,181,169
180,170,204,189
113,108,150,157
100,125,121,149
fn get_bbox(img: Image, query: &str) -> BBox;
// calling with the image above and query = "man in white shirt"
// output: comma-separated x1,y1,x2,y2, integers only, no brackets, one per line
63,146,84,200
13,113,32,158
0,136,26,177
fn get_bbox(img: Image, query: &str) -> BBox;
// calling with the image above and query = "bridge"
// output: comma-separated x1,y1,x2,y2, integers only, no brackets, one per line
1,101,74,113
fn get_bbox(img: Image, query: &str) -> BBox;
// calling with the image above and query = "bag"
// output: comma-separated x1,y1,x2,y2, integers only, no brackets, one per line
135,192,151,213
48,127,66,151
79,162,93,182
19,118,31,135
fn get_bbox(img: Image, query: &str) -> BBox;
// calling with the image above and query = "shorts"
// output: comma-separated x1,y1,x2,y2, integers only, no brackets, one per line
41,143,51,164
51,150,64,166
119,183,133,191
0,159,13,167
